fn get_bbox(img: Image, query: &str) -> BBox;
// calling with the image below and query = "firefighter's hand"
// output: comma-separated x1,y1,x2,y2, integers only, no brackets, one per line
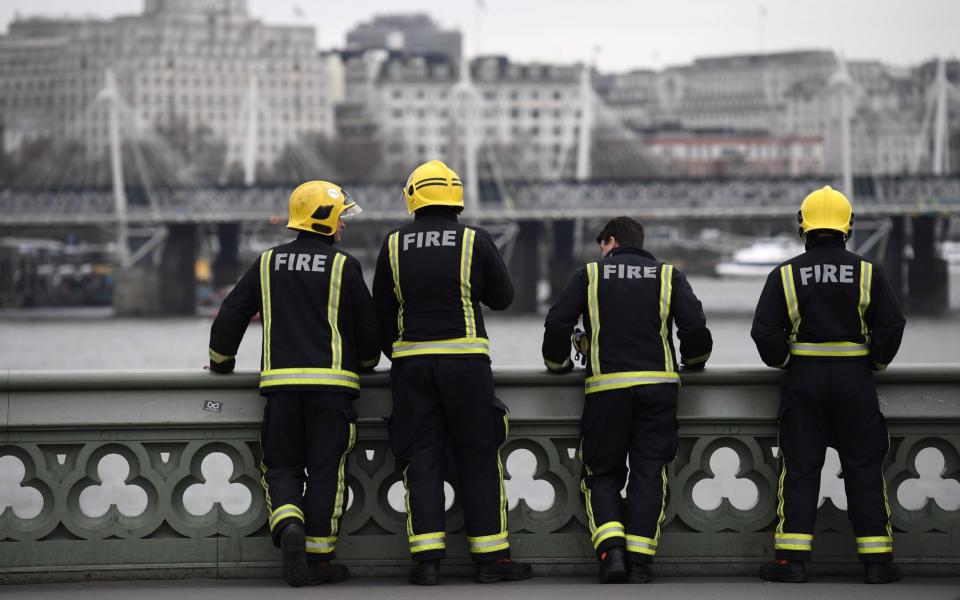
208,358,236,374
544,357,573,374
679,362,705,373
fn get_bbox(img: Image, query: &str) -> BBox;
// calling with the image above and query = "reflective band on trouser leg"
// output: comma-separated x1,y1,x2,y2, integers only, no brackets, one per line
305,535,336,555
586,262,601,375
774,533,813,552
388,231,404,337
260,249,274,370
391,337,490,358
658,264,674,372
591,521,625,550
789,342,870,357
409,532,446,553
269,503,304,531
584,371,680,395
780,264,800,340
468,532,510,554
625,534,657,556
329,422,356,536
857,536,893,554
259,368,360,390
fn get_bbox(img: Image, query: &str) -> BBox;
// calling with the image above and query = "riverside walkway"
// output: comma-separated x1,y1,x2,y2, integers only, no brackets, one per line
4,577,960,599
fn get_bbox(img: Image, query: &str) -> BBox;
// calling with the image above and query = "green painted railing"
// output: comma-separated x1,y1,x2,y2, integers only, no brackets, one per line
1,366,959,583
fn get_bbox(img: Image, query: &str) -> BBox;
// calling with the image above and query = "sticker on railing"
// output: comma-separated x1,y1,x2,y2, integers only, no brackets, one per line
0,455,43,519
78,454,148,518
203,400,223,413
182,452,252,516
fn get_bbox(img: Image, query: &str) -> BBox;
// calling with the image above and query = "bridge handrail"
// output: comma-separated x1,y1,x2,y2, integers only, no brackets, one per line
1,365,959,582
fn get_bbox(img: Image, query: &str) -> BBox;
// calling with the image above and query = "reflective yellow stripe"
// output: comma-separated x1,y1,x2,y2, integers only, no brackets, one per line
584,370,680,394
269,503,304,530
780,264,800,341
776,432,786,536
388,232,404,338
544,357,572,371
327,253,346,370
775,533,814,551
259,460,272,512
856,535,893,554
789,341,870,356
330,422,356,536
625,534,657,555
402,466,413,537
586,262,600,375
653,465,667,545
659,264,674,372
468,531,509,553
591,521,625,549
579,442,597,534
259,367,360,390
305,536,336,554
409,531,446,553
497,414,509,533
260,249,274,370
460,228,477,337
208,347,233,364
391,337,490,358
858,260,873,339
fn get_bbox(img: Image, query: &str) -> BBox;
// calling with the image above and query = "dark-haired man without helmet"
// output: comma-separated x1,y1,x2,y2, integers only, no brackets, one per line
752,186,905,584
207,181,380,586
372,160,533,585
542,216,712,584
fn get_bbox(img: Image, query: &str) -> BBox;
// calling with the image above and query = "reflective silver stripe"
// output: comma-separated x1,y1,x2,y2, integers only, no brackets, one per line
591,522,624,542
305,539,335,552
626,539,656,552
392,340,489,354
585,372,680,392
260,372,359,384
409,536,445,548
469,537,508,550
858,541,892,549
790,343,869,354
776,537,813,547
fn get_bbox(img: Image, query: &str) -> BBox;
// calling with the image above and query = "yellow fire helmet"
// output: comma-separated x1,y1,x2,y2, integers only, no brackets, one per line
798,185,854,239
403,160,464,214
286,180,362,235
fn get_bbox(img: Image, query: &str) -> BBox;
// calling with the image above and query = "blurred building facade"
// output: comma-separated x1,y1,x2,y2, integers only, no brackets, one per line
0,0,342,174
346,14,461,60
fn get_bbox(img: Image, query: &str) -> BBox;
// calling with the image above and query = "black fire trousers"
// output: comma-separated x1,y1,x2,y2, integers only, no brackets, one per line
260,390,357,561
579,383,679,564
389,356,510,562
775,359,893,563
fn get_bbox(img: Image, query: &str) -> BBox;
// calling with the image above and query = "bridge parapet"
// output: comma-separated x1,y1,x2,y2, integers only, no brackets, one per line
1,366,958,583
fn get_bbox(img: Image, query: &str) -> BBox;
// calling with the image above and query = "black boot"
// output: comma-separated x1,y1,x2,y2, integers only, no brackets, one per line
475,559,534,583
627,559,653,584
598,546,628,584
864,562,901,584
307,560,349,584
279,522,310,587
758,559,807,583
409,559,440,586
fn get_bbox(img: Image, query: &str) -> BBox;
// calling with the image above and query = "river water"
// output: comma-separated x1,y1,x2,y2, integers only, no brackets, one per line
1,276,957,370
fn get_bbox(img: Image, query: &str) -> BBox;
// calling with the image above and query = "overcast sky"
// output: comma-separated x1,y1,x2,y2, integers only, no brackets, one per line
0,0,957,72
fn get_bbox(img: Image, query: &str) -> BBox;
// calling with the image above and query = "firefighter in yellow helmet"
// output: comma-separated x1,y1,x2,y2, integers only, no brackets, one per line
752,186,905,584
208,181,380,586
372,160,532,585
